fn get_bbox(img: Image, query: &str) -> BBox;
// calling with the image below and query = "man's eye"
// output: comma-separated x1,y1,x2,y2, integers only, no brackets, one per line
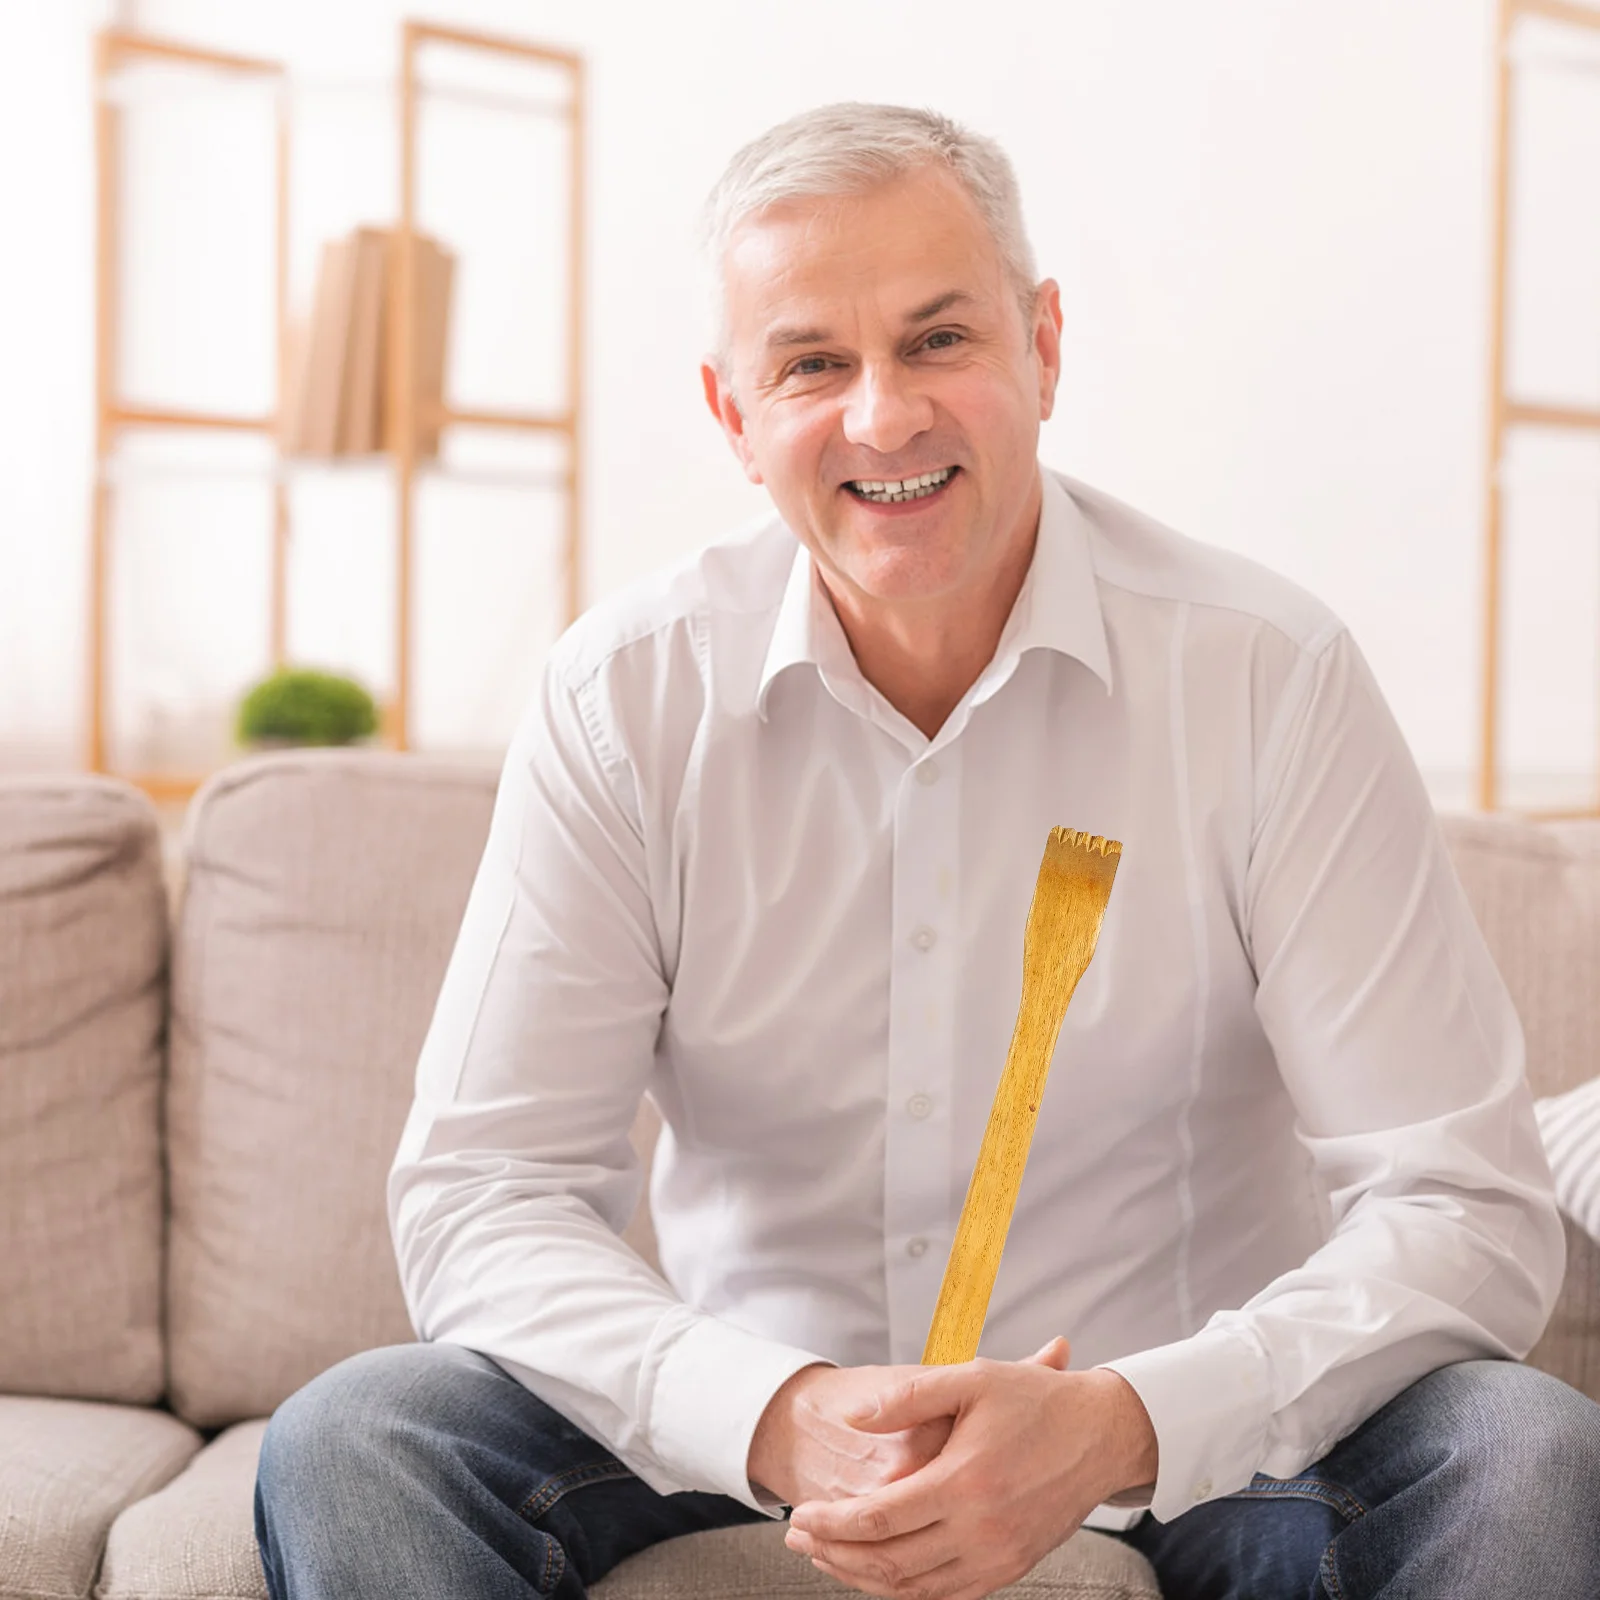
789,356,831,377
922,330,962,351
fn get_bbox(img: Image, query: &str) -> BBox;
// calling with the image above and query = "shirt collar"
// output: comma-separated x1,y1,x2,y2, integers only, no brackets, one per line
985,468,1113,696
756,465,1113,721
755,534,856,720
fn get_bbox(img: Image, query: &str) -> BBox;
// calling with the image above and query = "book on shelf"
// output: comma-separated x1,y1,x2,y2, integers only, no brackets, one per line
380,232,457,458
282,232,359,457
280,225,456,461
338,227,390,454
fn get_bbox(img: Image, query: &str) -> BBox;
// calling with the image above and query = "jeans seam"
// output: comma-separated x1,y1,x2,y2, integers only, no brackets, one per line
517,1457,637,1523
1321,1543,1350,1600
1232,1476,1368,1524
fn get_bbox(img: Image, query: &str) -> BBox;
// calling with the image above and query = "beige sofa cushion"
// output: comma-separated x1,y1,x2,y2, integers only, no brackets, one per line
0,776,167,1404
1439,813,1600,1402
165,751,500,1428
97,1420,269,1600
0,1395,198,1600
592,1523,1160,1599
93,1415,1156,1600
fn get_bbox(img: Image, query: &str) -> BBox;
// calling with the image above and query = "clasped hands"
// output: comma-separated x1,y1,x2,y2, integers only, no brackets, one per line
747,1335,1158,1600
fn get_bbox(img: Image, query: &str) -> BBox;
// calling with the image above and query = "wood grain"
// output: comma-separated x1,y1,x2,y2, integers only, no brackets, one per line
922,828,1122,1366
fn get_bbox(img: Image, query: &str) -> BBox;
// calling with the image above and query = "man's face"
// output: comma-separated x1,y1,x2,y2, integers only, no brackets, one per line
702,162,1062,615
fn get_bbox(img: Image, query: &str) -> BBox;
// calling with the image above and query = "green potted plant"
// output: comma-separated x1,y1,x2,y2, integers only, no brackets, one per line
235,666,381,750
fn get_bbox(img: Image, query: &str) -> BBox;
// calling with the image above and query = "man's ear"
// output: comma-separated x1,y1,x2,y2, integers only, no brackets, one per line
1031,279,1064,422
701,359,764,485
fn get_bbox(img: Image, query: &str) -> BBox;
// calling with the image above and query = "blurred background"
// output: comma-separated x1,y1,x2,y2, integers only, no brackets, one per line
1,0,1597,813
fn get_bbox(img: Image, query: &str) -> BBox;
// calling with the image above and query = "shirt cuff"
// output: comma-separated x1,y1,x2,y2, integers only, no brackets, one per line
646,1312,836,1515
1098,1321,1273,1524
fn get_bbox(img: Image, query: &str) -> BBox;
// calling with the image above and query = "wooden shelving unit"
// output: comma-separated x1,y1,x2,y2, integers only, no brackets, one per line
1480,0,1600,816
89,21,585,802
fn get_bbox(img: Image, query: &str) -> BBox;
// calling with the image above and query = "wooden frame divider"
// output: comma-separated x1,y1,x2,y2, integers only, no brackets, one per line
1480,0,1600,816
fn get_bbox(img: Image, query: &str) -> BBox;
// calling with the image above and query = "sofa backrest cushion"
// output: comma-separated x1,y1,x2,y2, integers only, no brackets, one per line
1439,813,1600,1403
165,751,503,1425
0,776,166,1403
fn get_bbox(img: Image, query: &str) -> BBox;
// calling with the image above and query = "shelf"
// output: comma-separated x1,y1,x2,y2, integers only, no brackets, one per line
102,73,573,122
111,405,276,433
1504,400,1600,432
113,770,216,804
439,405,572,433
113,702,419,803
97,456,569,491
101,29,280,76
87,20,585,789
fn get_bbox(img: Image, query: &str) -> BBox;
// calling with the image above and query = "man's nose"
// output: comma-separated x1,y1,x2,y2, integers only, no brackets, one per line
841,361,933,457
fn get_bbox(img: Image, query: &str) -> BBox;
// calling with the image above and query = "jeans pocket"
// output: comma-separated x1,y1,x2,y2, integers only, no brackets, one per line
1232,1472,1367,1525
517,1458,639,1525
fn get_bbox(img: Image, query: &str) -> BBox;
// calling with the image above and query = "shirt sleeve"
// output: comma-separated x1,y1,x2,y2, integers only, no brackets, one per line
387,660,833,1515
1099,624,1566,1524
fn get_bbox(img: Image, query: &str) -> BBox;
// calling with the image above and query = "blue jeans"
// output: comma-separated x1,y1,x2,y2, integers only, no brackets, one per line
255,1342,765,1598
1112,1356,1600,1598
255,1343,1600,1599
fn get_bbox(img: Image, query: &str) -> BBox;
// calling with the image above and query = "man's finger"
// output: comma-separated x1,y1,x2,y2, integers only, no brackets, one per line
843,1363,968,1432
807,1547,968,1600
790,1454,958,1542
789,1512,964,1590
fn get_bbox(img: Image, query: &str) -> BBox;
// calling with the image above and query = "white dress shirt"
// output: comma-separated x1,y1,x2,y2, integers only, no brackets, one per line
388,466,1564,1529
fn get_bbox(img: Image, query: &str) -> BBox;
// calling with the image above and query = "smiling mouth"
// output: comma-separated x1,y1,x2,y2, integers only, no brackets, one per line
844,466,958,504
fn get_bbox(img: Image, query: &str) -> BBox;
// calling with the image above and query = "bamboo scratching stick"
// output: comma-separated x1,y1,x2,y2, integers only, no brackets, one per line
922,828,1123,1367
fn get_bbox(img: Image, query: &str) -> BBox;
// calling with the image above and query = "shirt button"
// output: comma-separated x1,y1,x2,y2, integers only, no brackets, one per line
1193,1478,1213,1502
906,1237,929,1258
911,926,937,952
906,1093,933,1119
915,760,940,787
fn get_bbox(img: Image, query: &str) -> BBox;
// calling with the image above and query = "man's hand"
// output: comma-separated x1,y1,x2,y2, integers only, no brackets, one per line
780,1346,1158,1600
747,1337,1074,1511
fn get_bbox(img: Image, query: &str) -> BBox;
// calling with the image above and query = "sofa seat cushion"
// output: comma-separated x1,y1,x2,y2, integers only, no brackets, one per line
0,1395,198,1600
0,777,167,1404
1438,814,1600,1403
591,1522,1161,1599
96,1421,269,1600
90,1417,1157,1600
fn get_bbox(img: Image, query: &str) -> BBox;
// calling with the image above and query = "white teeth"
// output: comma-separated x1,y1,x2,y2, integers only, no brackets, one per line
849,466,954,503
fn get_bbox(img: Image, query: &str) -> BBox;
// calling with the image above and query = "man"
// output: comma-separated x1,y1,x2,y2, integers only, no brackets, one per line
255,103,1600,1599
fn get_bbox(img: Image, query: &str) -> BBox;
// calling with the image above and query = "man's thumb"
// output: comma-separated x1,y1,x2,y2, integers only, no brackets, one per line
1023,1335,1072,1370
843,1369,959,1432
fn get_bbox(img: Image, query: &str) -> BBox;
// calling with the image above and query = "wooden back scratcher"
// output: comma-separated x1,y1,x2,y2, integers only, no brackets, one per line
922,827,1123,1367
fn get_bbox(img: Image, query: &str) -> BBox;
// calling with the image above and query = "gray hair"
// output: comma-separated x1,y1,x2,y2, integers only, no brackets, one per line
701,102,1039,369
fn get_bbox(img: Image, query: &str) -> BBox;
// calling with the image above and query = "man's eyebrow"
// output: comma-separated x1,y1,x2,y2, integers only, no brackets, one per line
905,289,972,324
765,323,832,350
762,290,976,352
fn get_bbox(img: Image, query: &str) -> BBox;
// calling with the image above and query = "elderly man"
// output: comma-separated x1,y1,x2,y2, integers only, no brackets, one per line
255,104,1600,1599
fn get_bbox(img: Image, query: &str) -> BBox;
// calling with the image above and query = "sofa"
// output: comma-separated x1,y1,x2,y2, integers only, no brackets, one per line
1,750,1596,1600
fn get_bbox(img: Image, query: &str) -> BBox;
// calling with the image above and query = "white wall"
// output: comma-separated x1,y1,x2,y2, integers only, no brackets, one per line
4,0,1598,802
